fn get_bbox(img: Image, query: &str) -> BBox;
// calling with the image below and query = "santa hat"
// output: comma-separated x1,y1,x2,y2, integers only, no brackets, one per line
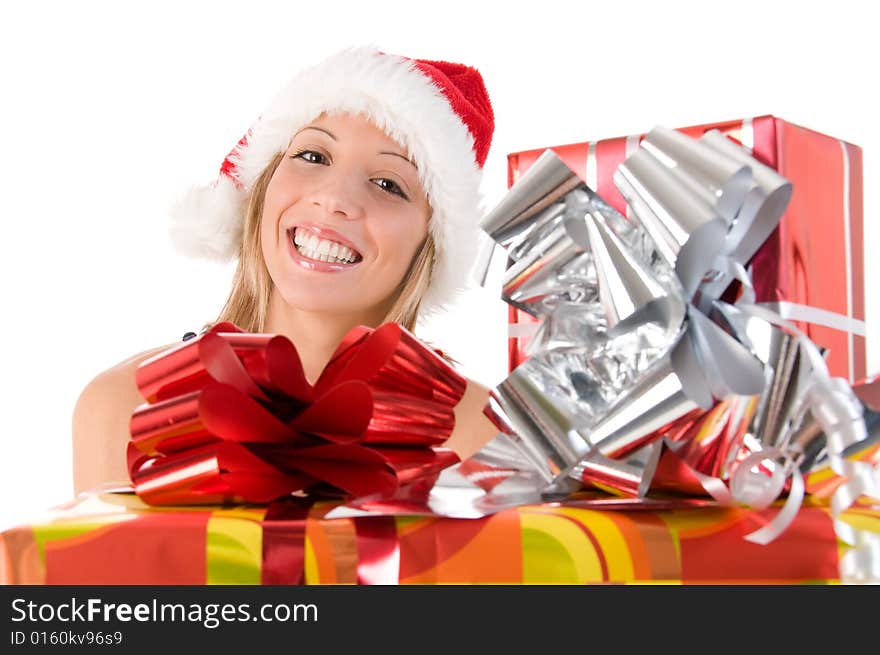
169,45,494,317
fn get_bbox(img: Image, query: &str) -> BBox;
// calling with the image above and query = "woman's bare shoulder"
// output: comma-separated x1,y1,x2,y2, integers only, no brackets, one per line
79,343,173,400
446,377,498,461
458,378,491,412
71,342,175,495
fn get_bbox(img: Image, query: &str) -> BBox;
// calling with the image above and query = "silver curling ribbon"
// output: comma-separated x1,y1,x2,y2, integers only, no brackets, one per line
641,126,754,224
571,440,664,498
710,302,822,456
613,148,728,298
484,362,596,486
572,329,714,464
473,230,500,288
501,213,596,318
562,307,761,486
789,383,879,475
685,306,766,401
747,328,812,451
517,227,690,445
488,148,682,321
424,432,553,518
722,302,875,565
480,149,582,257
808,377,880,582
699,129,793,266
525,301,605,355
577,210,685,336
786,407,827,473
499,166,665,320
323,431,557,521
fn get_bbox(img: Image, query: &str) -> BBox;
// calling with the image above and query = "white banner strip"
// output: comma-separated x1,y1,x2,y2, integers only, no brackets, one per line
625,135,641,219
740,117,754,153
586,141,598,191
759,301,866,337
840,139,855,383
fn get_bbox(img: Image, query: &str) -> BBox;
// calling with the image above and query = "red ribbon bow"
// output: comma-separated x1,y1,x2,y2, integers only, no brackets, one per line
127,322,465,505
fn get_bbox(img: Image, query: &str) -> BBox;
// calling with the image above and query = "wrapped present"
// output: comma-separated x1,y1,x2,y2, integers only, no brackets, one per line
505,116,866,383
467,129,880,581
3,490,878,584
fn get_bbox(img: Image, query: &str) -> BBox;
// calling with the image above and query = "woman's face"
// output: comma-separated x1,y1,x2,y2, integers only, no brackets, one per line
261,112,431,323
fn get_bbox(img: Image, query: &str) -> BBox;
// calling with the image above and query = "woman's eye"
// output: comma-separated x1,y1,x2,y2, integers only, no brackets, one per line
288,151,407,200
290,150,328,165
372,178,409,200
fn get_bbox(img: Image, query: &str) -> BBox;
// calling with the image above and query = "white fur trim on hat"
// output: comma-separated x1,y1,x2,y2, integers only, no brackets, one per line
169,45,485,318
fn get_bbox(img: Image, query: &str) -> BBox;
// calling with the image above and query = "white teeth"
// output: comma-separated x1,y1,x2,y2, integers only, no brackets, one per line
290,228,360,264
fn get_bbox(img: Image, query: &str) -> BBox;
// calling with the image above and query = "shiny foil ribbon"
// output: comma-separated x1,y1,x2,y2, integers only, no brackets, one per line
127,321,464,505
466,126,879,577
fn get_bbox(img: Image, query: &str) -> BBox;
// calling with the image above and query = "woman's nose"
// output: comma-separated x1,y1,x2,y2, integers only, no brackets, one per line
308,172,365,220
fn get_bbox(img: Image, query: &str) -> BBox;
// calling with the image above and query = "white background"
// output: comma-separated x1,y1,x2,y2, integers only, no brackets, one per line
1,0,877,530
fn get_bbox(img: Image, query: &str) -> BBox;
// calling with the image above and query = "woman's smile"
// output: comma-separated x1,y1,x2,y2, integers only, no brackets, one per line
286,224,364,272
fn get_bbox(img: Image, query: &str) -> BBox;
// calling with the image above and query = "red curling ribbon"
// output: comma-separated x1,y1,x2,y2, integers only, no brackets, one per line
128,322,465,505
334,447,461,516
663,398,747,479
317,322,466,444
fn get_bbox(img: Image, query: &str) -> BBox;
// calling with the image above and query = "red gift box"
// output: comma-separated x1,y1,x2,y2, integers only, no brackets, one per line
506,115,866,382
4,490,876,584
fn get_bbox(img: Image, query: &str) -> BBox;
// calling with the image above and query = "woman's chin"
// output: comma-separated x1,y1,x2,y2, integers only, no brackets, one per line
275,288,386,323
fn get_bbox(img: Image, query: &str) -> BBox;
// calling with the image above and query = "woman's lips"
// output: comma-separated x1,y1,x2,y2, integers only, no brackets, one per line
291,223,363,258
286,229,361,273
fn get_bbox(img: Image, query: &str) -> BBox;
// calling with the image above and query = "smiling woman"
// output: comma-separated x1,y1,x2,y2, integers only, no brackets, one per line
71,46,500,495
259,113,433,373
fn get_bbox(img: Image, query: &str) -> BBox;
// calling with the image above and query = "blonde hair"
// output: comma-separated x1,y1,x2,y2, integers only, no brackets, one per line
213,151,436,335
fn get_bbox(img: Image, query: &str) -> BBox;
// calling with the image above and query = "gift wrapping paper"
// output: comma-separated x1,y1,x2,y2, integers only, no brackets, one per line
2,491,878,584
506,116,866,382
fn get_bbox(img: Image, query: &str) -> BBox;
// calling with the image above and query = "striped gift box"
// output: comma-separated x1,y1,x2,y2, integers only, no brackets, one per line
3,491,877,584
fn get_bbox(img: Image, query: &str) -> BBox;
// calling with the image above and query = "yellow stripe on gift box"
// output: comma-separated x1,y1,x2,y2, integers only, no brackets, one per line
519,512,603,583
834,505,880,535
519,508,636,583
554,508,637,581
206,507,266,585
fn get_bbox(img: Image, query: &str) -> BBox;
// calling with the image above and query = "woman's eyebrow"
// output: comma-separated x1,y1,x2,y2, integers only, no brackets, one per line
294,126,337,140
379,151,417,169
